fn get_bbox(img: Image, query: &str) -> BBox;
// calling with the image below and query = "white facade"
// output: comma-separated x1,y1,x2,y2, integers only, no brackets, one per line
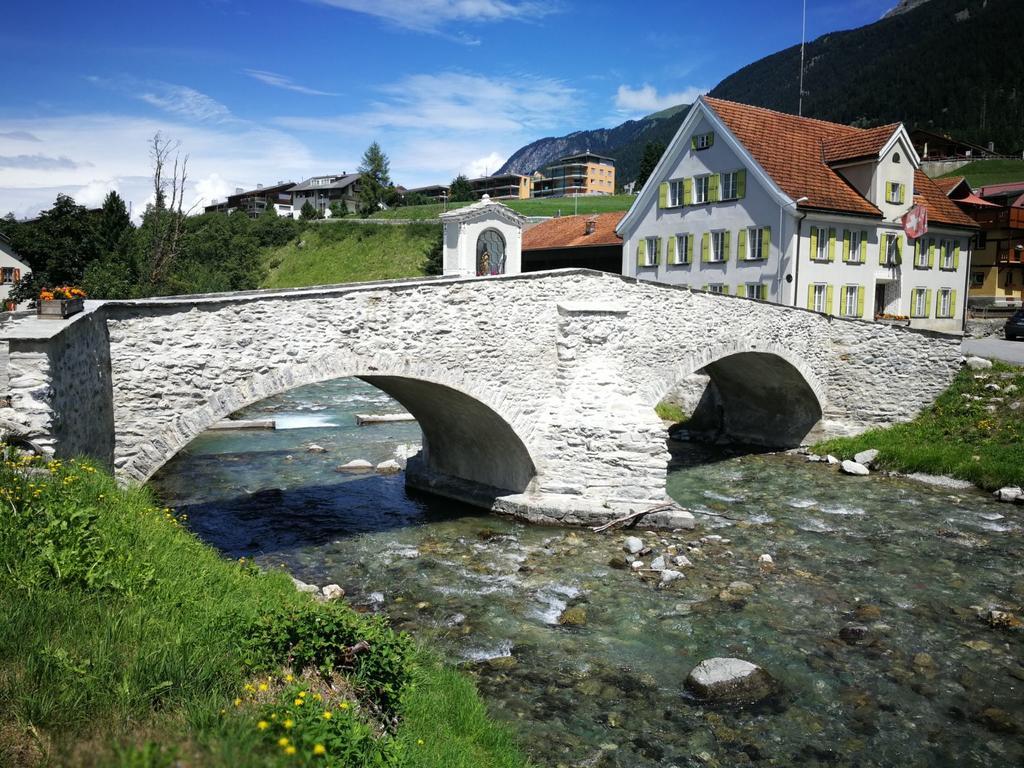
0,236,29,311
440,195,525,278
617,99,974,334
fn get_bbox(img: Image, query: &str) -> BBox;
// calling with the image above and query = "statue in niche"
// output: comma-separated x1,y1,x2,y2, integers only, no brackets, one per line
476,229,506,276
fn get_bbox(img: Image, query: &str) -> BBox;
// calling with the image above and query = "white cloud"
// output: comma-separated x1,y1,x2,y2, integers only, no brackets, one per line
244,70,339,97
0,155,91,171
310,0,556,34
614,83,706,114
464,152,505,178
138,83,234,123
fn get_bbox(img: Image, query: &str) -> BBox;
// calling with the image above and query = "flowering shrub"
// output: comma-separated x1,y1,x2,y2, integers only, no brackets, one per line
39,286,86,301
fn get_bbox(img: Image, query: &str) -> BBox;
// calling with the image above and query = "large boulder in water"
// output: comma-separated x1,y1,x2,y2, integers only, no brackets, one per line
685,658,776,702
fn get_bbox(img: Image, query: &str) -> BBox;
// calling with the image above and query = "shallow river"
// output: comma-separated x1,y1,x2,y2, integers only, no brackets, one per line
151,379,1024,768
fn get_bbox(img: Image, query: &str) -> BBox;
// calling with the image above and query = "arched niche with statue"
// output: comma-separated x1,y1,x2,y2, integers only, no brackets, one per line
439,194,525,277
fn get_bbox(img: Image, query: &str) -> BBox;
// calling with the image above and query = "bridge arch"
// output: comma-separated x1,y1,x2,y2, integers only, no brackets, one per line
118,350,539,493
651,341,827,447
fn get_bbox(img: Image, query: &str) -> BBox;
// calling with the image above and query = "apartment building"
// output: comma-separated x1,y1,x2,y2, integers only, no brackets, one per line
532,152,616,197
204,181,295,218
290,173,362,215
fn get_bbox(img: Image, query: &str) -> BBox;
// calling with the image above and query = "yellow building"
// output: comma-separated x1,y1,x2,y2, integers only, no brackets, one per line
533,153,616,197
949,178,1024,306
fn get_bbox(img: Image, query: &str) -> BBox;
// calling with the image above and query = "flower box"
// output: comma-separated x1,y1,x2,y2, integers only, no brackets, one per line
37,297,84,319
875,314,910,327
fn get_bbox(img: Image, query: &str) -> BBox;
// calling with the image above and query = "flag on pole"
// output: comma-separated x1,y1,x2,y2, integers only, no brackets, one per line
902,204,928,240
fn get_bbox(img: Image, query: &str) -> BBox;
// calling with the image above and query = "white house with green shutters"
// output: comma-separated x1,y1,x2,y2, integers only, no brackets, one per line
616,96,978,333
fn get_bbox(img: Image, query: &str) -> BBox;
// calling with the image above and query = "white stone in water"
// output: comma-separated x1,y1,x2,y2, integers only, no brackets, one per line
307,443,328,453
685,658,775,702
673,555,693,568
376,459,402,473
853,449,879,467
338,459,373,471
758,554,774,566
630,560,644,570
650,555,666,571
623,536,644,554
826,455,840,465
368,591,385,603
701,535,723,543
993,486,1024,503
660,569,684,584
321,583,345,600
292,577,319,594
841,460,870,476
806,454,822,462
965,356,993,370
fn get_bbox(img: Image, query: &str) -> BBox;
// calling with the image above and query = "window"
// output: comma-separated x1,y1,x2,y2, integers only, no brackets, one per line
711,231,726,262
937,288,954,318
813,226,828,261
893,152,901,164
812,284,828,313
693,175,710,204
644,236,660,267
693,132,714,150
971,272,984,286
883,233,901,266
940,240,955,270
914,239,929,268
720,171,738,201
668,180,684,207
746,283,767,300
977,231,987,249
847,230,862,263
708,283,726,294
673,234,691,265
746,227,769,260
911,288,928,318
886,182,904,204
0,267,15,284
841,285,860,318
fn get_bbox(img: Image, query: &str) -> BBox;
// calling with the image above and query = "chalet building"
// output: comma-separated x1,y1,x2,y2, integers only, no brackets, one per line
405,184,450,203
290,173,362,215
952,179,1024,306
521,212,624,273
617,96,977,334
0,233,30,311
910,128,997,161
204,181,295,218
532,153,616,198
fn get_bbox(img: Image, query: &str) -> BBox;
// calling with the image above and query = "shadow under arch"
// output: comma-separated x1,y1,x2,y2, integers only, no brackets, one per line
120,352,538,494
656,344,826,448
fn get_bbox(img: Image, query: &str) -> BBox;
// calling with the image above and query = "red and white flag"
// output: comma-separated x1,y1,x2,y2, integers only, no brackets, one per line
902,204,928,240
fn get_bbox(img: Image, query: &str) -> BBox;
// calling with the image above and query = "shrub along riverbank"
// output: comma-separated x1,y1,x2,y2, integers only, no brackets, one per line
814,361,1024,491
0,453,529,768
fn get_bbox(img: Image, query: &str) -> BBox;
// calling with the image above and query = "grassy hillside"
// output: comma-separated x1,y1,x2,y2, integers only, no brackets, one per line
261,222,439,289
370,194,636,221
939,160,1024,188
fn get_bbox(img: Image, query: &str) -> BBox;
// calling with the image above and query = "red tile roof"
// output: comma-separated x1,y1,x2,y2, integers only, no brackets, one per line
913,170,979,228
703,97,882,217
523,212,625,251
822,123,900,163
932,175,966,195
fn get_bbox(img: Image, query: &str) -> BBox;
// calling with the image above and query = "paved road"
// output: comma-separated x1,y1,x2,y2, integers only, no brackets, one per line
961,336,1024,365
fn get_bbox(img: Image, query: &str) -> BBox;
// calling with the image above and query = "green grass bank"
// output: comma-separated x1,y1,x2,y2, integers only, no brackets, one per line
0,454,529,768
261,222,439,289
368,194,636,221
939,159,1024,188
814,362,1024,490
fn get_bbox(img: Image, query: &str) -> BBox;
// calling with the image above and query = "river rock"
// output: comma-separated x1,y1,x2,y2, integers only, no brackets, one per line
660,569,684,585
623,536,644,554
993,486,1024,503
729,581,755,596
292,577,320,594
375,459,402,473
758,553,774,572
854,449,879,468
841,460,870,476
987,609,1022,629
684,658,776,702
558,606,587,627
337,459,373,471
673,555,693,568
321,583,345,601
650,555,666,571
826,455,840,465
645,507,697,530
806,453,823,462
965,356,993,370
854,604,882,621
608,554,629,570
839,623,871,644
630,560,644,570
306,443,328,453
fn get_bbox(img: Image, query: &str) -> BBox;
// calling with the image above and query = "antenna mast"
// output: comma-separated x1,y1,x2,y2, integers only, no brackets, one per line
799,0,807,116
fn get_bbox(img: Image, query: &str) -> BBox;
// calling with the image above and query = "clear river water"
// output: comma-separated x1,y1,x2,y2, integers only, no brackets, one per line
150,379,1024,768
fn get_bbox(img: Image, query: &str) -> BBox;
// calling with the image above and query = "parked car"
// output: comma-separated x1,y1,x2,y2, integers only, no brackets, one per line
1005,309,1024,341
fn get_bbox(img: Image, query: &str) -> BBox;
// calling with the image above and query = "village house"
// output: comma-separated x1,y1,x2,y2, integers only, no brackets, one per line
521,212,624,273
0,233,30,311
203,181,296,218
950,179,1024,307
616,96,978,334
289,173,361,216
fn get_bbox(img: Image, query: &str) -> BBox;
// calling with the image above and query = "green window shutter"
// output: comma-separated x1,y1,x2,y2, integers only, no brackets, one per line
953,243,961,269
894,235,902,264
701,233,710,262
857,285,865,317
654,238,662,265
736,285,746,297
810,229,818,261
899,184,905,204
928,239,935,268
736,169,746,199
826,285,834,314
702,284,709,291
658,182,668,209
667,236,677,264
737,229,747,260
807,284,814,310
925,289,933,318
879,234,887,266
683,177,692,206
723,231,731,260
687,234,694,263
860,231,868,262
707,133,714,147
708,174,720,202
827,228,837,262
842,230,851,262
636,240,644,268
761,227,771,259
691,136,698,150
950,289,957,316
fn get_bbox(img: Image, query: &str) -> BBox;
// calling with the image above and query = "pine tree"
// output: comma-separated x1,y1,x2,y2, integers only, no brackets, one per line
300,201,320,221
449,174,474,202
97,191,133,255
423,231,443,276
635,141,666,191
357,142,392,216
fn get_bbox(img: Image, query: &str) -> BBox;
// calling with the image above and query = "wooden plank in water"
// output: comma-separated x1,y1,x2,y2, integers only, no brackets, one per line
356,413,416,425
210,419,276,430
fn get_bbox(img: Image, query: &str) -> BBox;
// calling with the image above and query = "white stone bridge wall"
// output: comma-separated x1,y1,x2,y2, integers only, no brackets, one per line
0,270,963,526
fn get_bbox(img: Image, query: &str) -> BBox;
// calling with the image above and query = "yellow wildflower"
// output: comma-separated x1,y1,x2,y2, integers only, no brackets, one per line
244,684,255,693
233,698,242,707
312,693,322,701
294,698,304,706
284,673,294,682
283,719,294,729
257,721,269,731
322,711,332,720
285,746,297,756
298,691,307,698
313,744,326,756
417,739,424,746
258,682,269,692
278,737,290,747
339,701,349,710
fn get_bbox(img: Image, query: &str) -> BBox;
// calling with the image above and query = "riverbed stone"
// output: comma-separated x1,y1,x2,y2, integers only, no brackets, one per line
292,577,319,594
375,459,402,473
684,658,776,702
854,604,882,622
826,455,840,465
660,569,684,585
337,459,373,471
841,460,870,476
673,554,693,568
854,449,879,468
306,443,328,453
623,536,644,554
728,581,755,596
649,555,666,571
608,554,629,570
321,583,345,600
993,486,1024,503
965,356,993,370
839,623,871,644
558,606,587,627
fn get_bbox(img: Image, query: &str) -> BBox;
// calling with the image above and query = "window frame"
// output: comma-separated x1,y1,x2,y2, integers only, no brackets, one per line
914,238,929,268
720,171,738,201
746,282,766,301
674,233,691,265
644,236,660,267
812,283,828,313
911,288,927,318
694,132,713,150
814,226,828,261
667,180,683,207
710,230,726,262
885,234,900,266
940,239,955,270
708,283,727,295
693,175,710,205
971,271,984,287
841,285,859,318
747,227,768,260
886,181,903,204
938,288,953,318
0,267,14,285
848,230,862,263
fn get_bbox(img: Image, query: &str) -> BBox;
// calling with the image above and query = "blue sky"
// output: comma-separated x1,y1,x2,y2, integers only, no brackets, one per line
1,0,896,218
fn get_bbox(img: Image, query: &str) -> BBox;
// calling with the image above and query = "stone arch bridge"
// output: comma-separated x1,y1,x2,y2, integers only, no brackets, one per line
0,270,962,527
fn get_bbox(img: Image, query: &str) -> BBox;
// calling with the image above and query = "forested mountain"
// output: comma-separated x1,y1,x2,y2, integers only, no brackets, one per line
711,0,1023,154
495,104,690,186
